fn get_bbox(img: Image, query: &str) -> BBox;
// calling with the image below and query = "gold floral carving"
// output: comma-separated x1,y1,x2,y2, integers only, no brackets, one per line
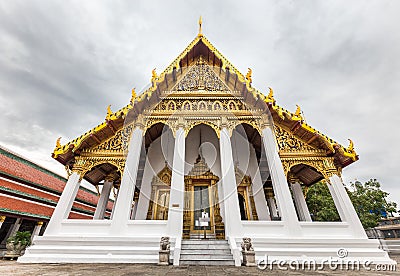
274,125,316,152
281,156,340,182
173,56,229,91
71,156,125,179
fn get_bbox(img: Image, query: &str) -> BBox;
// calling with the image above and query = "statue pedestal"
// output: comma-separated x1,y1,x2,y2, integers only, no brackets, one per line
158,250,170,265
242,251,256,267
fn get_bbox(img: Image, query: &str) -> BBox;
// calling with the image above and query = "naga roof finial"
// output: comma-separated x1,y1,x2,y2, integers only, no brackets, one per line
347,139,354,152
292,104,303,121
152,68,157,81
56,137,62,149
106,105,112,119
246,68,252,84
295,104,301,117
131,87,136,103
198,16,203,37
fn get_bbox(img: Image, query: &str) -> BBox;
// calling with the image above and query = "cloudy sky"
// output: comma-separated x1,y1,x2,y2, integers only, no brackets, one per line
0,1,399,205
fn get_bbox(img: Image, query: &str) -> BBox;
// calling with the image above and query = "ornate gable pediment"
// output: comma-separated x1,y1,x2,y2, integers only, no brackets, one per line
172,56,230,92
274,125,320,153
86,125,133,154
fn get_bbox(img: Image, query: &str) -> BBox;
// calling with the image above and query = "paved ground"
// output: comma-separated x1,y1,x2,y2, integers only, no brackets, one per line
0,256,399,276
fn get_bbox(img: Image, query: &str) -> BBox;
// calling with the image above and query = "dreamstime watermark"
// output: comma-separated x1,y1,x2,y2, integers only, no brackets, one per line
257,248,397,271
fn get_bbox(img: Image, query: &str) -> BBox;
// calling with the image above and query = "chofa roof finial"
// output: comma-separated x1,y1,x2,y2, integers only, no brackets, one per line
198,16,203,37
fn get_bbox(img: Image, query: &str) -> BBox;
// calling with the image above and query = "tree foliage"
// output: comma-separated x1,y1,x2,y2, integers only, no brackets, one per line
348,179,397,229
305,181,340,222
304,179,397,229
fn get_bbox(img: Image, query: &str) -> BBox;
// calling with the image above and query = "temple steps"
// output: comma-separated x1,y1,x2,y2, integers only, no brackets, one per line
179,240,234,266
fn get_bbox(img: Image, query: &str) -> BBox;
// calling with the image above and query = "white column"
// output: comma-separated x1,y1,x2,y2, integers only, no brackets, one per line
0,216,5,229
110,192,118,220
291,182,312,222
30,221,43,242
261,126,301,235
111,126,144,225
328,174,367,238
267,197,279,218
167,127,185,237
44,172,81,235
249,147,271,220
93,179,113,220
219,127,243,238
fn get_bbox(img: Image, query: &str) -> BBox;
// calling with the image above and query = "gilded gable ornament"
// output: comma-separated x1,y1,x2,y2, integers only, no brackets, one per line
174,56,229,91
274,125,315,152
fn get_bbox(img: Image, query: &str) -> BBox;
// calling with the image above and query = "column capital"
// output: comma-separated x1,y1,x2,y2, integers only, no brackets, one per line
37,221,44,226
260,114,273,130
134,114,146,129
104,174,116,183
177,117,186,129
0,216,6,223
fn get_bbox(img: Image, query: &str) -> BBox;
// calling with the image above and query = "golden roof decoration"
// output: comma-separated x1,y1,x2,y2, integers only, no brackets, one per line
53,19,358,163
56,137,62,149
198,16,203,37
131,88,136,104
245,68,252,84
292,105,303,121
106,105,113,120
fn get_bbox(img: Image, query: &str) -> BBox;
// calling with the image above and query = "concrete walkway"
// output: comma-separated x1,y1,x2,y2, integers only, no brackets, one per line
0,256,398,276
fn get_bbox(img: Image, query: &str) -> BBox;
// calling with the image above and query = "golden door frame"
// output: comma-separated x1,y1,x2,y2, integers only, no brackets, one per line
183,169,225,239
146,164,172,220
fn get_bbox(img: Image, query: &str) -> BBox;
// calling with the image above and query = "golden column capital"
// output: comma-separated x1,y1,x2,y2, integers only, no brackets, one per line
37,221,44,226
135,114,146,130
0,216,6,223
105,174,116,183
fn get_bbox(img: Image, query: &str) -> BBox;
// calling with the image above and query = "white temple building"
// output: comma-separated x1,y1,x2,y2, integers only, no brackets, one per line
19,22,395,266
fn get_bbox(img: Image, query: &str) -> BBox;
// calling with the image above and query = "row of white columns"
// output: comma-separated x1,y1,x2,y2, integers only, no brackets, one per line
44,123,366,240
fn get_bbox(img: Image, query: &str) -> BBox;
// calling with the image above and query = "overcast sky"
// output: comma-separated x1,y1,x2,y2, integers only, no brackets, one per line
0,0,399,206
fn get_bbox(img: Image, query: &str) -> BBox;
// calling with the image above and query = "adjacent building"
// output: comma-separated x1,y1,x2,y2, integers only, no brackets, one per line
0,145,113,253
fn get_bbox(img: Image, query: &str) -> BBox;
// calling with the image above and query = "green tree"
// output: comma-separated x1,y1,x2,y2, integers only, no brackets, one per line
348,179,397,229
305,181,340,222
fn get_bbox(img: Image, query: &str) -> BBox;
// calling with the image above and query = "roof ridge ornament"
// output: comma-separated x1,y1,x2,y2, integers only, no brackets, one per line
292,104,303,121
198,16,203,37
106,105,112,120
131,88,136,104
245,68,252,84
55,137,62,149
347,139,354,152
264,87,275,104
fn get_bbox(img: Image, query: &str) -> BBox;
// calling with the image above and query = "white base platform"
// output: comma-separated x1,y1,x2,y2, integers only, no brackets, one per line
18,236,175,264
235,237,396,265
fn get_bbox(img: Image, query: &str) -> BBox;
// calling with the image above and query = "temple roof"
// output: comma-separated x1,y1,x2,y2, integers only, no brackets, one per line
53,30,358,170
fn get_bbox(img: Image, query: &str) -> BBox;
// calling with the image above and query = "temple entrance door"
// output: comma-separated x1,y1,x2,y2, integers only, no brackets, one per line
191,183,213,236
183,156,225,239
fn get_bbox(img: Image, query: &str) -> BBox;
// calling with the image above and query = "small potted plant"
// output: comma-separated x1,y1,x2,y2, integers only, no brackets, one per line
5,231,32,259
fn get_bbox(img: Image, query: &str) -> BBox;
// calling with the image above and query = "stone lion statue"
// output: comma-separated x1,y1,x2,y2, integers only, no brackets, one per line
241,237,254,252
160,236,170,251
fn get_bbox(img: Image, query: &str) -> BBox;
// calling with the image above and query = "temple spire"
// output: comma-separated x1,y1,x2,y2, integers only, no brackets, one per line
198,16,203,37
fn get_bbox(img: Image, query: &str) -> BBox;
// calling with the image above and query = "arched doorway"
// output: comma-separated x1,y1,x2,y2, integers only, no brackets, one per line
133,122,175,220
183,124,225,239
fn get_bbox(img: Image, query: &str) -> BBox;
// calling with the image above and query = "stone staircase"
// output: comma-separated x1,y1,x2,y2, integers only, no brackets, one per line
179,239,235,266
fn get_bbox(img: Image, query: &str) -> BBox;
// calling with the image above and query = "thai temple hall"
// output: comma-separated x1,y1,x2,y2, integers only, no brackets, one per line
19,20,395,266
